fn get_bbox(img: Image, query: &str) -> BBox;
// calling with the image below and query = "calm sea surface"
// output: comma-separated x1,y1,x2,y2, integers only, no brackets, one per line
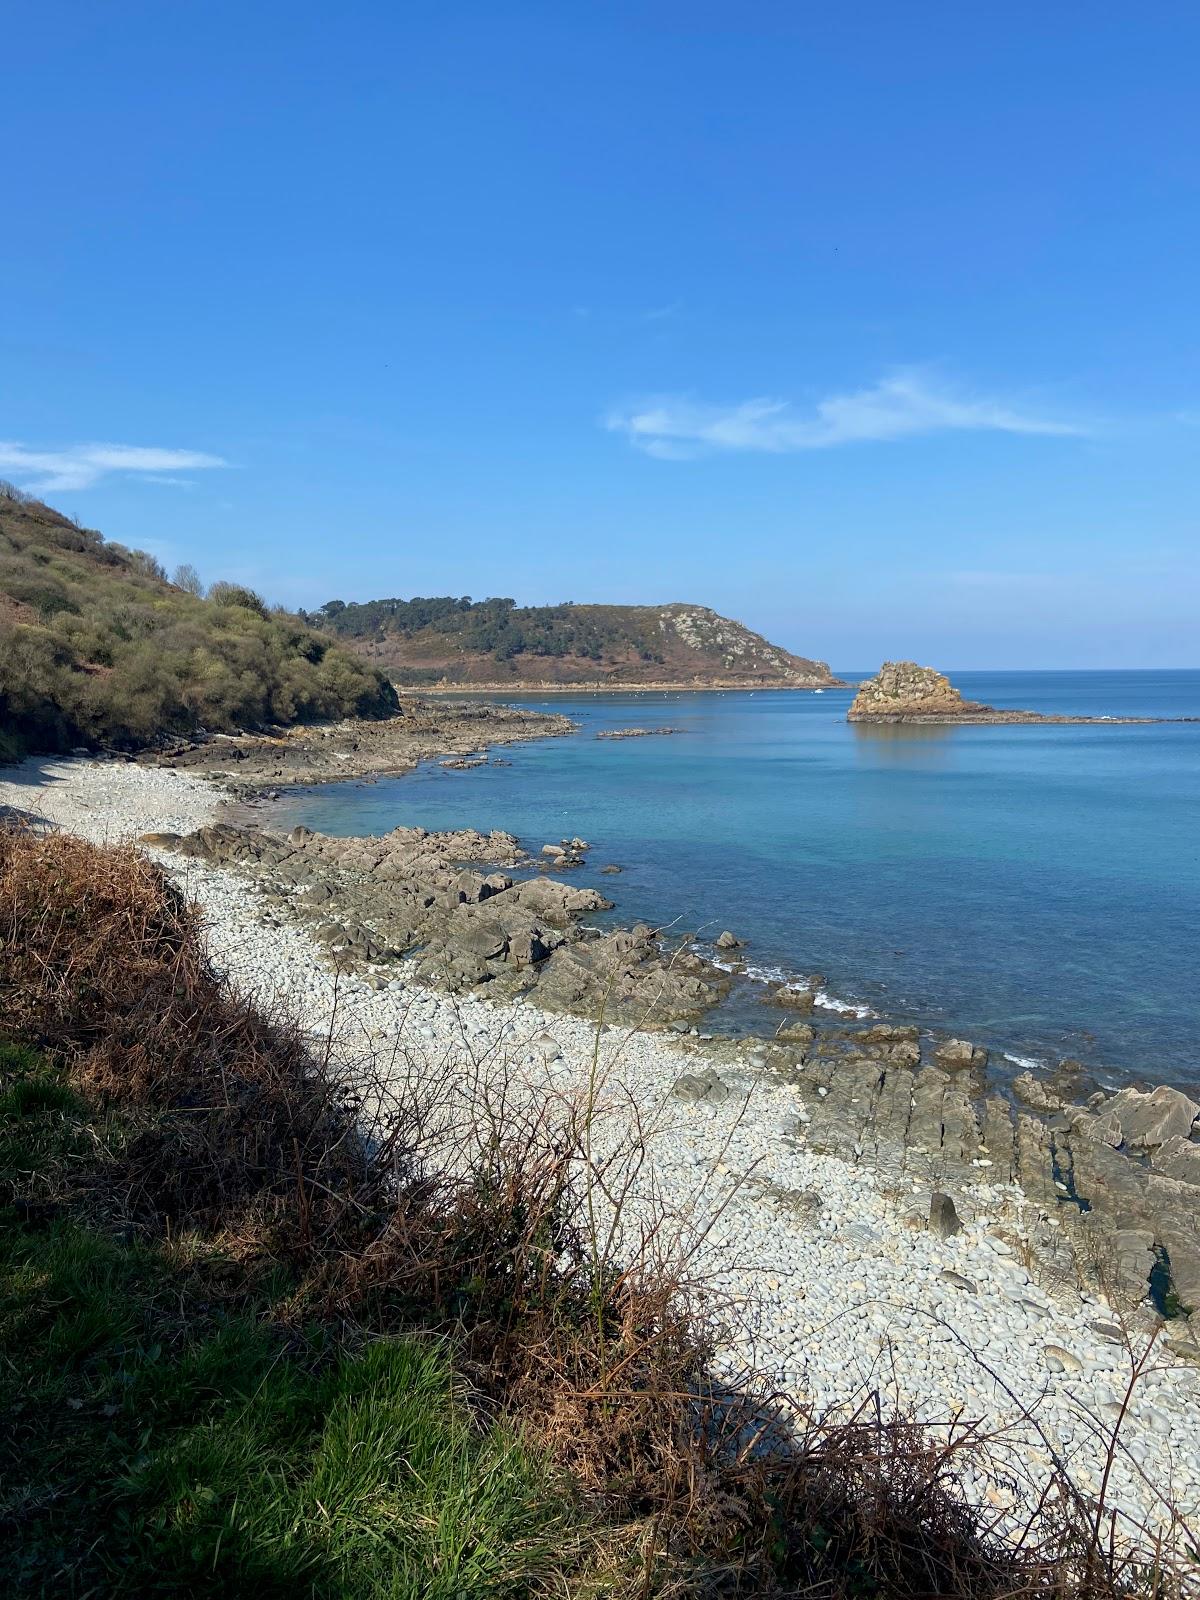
279,672,1200,1087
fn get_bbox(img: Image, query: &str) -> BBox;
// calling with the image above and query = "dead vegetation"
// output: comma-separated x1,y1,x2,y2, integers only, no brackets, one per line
1,822,1196,1596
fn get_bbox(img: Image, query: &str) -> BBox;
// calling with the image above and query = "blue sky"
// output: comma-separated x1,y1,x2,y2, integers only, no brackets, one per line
2,1,1197,668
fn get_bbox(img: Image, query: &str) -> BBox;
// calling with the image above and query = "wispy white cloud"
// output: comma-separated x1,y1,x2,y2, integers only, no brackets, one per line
606,371,1086,459
0,440,228,492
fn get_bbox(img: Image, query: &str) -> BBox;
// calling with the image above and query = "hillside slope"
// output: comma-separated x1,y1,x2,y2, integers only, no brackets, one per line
307,596,840,688
0,487,396,757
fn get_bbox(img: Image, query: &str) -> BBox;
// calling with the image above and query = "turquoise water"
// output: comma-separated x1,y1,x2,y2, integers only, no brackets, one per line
279,672,1200,1085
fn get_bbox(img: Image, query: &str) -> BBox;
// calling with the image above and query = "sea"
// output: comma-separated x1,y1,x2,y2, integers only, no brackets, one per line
276,671,1200,1089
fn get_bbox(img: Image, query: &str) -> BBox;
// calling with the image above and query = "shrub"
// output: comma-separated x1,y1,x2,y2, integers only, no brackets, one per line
209,580,269,616
128,548,167,581
172,561,204,596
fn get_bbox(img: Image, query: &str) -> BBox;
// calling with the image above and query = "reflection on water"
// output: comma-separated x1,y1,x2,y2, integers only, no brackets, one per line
850,721,953,763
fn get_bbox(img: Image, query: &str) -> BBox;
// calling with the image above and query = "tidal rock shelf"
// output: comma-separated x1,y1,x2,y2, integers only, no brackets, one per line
3,752,1200,1553
134,696,575,791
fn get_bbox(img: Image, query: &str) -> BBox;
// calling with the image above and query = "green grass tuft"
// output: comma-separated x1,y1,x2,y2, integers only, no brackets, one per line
0,1215,576,1597
0,1053,578,1598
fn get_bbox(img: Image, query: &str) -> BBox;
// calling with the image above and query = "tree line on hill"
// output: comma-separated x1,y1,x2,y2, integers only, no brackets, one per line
305,595,668,666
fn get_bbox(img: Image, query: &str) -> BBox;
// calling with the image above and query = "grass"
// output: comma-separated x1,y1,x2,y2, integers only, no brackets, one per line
0,1048,578,1598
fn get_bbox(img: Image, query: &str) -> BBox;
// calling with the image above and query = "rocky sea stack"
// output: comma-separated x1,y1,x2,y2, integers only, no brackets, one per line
848,661,988,722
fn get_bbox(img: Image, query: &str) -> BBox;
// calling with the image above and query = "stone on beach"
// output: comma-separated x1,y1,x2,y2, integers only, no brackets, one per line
935,1038,990,1074
671,1068,730,1104
770,984,815,1014
1153,1134,1200,1184
928,1191,962,1237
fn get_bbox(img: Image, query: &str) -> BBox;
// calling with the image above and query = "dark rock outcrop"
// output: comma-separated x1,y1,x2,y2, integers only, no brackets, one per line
163,820,731,1026
767,1034,1200,1333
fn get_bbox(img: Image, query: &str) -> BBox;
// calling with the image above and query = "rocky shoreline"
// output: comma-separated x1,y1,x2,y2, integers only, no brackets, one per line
147,812,1200,1348
855,710,1187,725
2,744,1199,1553
133,696,574,792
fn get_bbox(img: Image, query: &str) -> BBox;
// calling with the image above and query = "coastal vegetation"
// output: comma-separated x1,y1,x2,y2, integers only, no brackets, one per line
304,595,838,688
1,821,1188,1598
0,485,396,759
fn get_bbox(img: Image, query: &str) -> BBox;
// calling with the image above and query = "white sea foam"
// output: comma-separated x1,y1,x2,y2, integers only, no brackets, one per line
1002,1052,1044,1072
733,960,876,1021
740,961,798,987
814,988,875,1019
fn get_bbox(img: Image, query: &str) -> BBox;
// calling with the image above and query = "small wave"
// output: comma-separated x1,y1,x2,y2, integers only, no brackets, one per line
1002,1052,1044,1071
740,962,798,987
814,988,875,1019
713,953,876,1020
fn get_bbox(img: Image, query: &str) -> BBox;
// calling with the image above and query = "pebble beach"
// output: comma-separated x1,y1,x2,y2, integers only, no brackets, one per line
3,753,1199,1556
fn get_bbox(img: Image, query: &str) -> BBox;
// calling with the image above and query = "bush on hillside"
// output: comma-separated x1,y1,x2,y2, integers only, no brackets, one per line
171,561,205,596
208,580,268,616
0,493,397,755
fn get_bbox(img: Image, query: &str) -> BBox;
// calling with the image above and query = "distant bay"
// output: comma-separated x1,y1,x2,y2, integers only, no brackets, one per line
278,671,1200,1087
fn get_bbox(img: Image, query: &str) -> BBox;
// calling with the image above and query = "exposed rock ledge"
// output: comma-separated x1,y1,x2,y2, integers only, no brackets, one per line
848,662,1191,725
152,820,733,1028
134,698,574,790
